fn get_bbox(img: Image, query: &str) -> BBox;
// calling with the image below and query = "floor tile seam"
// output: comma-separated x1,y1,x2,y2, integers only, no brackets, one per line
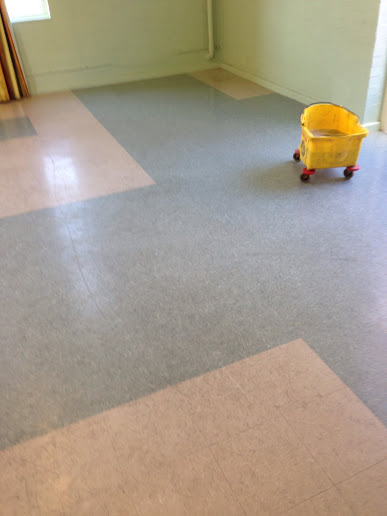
102,395,215,479
220,364,301,420
223,361,257,398
53,425,128,514
278,406,340,486
43,151,107,321
278,485,355,515
170,380,261,448
208,416,334,516
101,414,140,516
106,380,262,456
58,206,106,321
273,384,349,412
45,438,66,515
208,445,247,516
21,477,35,516
41,150,67,209
279,396,387,486
2,453,57,476
223,352,350,411
277,408,339,488
156,384,219,453
334,457,387,489
195,406,305,454
334,458,387,515
161,384,209,438
127,442,216,486
311,385,387,429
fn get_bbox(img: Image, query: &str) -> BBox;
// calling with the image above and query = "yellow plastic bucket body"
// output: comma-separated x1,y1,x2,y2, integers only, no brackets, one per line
299,103,368,170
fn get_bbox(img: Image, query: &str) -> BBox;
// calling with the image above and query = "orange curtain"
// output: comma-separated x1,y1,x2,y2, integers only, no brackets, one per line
0,0,29,102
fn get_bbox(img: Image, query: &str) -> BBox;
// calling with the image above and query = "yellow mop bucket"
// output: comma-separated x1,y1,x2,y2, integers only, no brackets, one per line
293,103,368,182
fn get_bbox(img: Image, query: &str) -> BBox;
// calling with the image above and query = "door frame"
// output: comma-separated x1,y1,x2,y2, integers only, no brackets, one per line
381,81,387,131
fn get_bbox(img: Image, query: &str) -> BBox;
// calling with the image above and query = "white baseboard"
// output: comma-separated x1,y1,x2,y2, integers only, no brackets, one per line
220,62,385,128
363,121,381,132
27,56,384,132
26,53,218,95
219,62,317,106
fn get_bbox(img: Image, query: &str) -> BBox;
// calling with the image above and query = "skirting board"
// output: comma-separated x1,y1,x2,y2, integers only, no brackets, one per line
26,53,218,95
220,62,316,106
364,121,382,132
220,62,384,129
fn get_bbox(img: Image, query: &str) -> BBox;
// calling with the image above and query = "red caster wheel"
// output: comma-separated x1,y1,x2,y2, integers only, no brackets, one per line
300,168,316,182
293,149,301,162
344,165,360,179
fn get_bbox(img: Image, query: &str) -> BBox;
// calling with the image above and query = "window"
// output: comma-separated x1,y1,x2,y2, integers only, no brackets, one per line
5,0,50,23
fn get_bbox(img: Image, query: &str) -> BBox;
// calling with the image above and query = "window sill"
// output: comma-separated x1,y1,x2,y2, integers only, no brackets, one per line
11,14,51,23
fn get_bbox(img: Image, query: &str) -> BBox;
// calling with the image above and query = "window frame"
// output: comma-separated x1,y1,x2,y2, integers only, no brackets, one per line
5,0,51,24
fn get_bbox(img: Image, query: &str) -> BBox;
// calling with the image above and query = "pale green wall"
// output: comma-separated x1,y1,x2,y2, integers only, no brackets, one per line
215,0,382,121
13,0,212,94
13,0,384,124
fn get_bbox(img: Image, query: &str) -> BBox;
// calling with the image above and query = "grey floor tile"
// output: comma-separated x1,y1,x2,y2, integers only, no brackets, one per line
0,116,36,140
0,76,386,448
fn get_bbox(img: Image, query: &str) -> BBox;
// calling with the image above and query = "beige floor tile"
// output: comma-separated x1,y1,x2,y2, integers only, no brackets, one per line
211,417,332,515
285,487,354,515
0,142,53,217
0,433,63,515
50,162,149,206
226,338,346,408
61,489,135,516
191,68,272,100
0,92,154,219
337,460,387,515
191,68,237,83
0,135,44,168
22,93,122,144
0,415,137,515
104,387,207,481
42,133,112,159
216,77,272,100
21,91,99,138
0,139,59,218
176,367,277,445
2,340,385,515
51,416,136,514
130,448,244,516
281,388,387,484
0,470,38,516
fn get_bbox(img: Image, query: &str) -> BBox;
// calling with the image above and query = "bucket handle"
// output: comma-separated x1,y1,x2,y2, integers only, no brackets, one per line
300,102,360,125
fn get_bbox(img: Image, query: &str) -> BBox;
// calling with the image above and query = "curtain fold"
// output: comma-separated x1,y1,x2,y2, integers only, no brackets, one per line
0,0,29,102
